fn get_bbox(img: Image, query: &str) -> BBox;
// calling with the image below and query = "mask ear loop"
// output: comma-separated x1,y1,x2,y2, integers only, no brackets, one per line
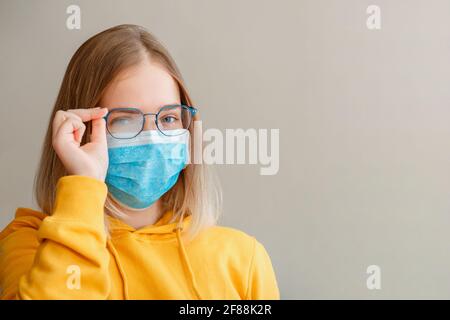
185,129,191,168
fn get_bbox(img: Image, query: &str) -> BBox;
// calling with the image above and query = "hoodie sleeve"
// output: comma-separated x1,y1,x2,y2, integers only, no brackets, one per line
245,238,280,300
0,175,111,300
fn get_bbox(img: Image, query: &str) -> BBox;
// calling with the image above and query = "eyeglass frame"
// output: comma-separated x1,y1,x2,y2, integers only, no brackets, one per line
103,104,198,139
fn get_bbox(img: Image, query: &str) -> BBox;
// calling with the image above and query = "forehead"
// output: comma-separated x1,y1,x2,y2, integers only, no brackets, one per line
100,59,181,113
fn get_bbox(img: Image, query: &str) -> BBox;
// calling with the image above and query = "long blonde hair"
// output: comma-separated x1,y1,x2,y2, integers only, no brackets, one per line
34,24,222,240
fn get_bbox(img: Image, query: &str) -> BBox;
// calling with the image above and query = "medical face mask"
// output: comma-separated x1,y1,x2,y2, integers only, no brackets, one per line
105,129,190,210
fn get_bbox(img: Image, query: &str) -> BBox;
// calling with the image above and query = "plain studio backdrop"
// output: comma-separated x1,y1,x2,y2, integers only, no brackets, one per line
2,0,450,299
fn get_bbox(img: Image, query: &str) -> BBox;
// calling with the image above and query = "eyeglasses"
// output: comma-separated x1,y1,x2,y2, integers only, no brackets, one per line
103,104,198,139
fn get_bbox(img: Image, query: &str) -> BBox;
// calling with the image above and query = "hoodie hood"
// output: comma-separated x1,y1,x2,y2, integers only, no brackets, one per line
105,210,202,300
105,209,192,238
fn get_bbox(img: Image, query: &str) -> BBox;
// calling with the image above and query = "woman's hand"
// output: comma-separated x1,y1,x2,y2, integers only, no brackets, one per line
52,107,109,181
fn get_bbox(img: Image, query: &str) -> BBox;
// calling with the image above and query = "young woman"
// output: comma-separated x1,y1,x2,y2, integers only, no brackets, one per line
0,24,280,300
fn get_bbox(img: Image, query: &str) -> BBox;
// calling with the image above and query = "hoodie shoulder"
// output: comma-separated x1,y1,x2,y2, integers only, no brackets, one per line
195,224,258,256
206,225,256,242
197,225,279,299
0,207,48,241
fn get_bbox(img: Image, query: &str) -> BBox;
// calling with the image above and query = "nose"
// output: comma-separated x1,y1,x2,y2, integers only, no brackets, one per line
142,114,158,131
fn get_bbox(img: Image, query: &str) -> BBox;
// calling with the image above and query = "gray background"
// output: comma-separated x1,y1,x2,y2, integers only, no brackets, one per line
1,0,450,299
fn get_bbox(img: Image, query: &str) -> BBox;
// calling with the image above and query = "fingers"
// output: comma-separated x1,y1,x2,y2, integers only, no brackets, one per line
73,121,86,144
52,108,108,143
67,107,108,122
52,110,68,140
54,117,86,148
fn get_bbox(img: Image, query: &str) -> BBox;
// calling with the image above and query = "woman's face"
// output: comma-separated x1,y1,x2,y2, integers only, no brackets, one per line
100,58,183,214
99,58,181,130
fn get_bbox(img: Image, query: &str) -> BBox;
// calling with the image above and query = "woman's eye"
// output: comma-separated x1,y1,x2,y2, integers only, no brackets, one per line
160,116,177,124
110,117,130,125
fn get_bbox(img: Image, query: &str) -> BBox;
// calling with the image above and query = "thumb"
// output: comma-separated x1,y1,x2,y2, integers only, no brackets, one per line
90,116,107,144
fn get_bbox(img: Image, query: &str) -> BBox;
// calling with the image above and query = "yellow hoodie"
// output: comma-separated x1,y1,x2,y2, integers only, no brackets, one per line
0,175,280,300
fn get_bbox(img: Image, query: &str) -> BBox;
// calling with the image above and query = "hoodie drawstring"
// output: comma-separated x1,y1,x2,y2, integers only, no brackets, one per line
107,239,130,300
173,223,202,300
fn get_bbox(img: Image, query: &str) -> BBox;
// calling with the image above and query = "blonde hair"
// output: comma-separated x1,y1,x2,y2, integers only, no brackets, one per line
34,24,222,240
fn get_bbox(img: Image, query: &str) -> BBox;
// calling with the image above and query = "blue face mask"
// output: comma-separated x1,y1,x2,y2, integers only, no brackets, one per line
105,129,190,210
